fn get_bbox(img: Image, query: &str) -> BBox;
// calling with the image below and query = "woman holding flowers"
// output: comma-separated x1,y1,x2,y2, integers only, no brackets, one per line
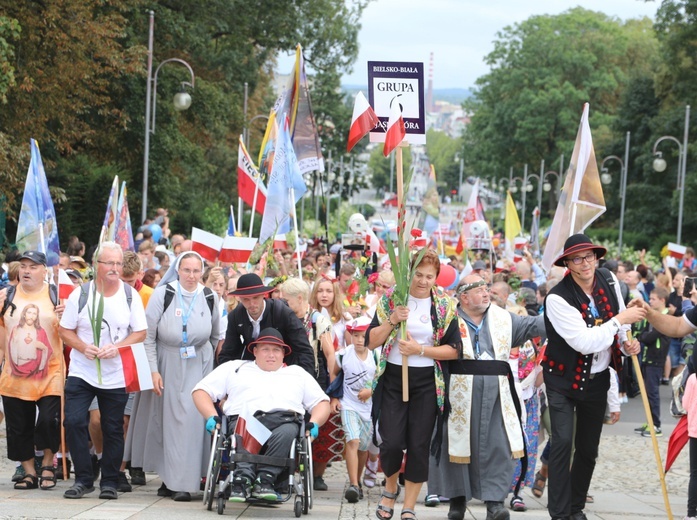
367,249,461,520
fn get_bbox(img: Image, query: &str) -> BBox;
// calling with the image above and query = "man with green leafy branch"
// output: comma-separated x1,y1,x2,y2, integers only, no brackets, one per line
59,242,147,500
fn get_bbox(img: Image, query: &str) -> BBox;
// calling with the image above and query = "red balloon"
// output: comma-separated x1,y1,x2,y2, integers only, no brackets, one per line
436,264,457,289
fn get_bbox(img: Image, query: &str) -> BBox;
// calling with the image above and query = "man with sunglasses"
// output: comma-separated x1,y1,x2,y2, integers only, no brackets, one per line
543,234,645,520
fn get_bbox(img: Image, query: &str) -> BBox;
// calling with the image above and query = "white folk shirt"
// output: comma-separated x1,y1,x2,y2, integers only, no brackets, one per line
192,360,328,417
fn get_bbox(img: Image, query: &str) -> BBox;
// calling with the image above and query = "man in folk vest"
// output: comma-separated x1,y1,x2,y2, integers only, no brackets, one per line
543,234,645,520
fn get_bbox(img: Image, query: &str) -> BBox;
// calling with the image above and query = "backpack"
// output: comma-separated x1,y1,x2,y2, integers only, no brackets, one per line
671,365,690,417
162,283,215,316
0,283,59,318
326,349,379,399
78,281,132,313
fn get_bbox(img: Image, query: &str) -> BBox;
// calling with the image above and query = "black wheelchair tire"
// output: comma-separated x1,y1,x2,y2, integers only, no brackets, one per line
217,495,226,515
294,498,302,518
205,429,224,511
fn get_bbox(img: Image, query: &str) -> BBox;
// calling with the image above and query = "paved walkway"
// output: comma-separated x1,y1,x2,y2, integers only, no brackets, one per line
0,385,690,519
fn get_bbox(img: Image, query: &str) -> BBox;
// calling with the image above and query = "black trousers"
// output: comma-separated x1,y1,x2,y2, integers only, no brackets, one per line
2,394,60,462
643,365,662,427
688,437,697,517
547,369,609,518
377,363,436,483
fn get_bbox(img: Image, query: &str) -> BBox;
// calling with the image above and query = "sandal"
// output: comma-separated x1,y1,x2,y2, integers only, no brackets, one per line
63,482,95,499
376,488,399,520
401,508,417,520
532,470,546,498
510,495,527,512
14,474,39,490
40,466,57,490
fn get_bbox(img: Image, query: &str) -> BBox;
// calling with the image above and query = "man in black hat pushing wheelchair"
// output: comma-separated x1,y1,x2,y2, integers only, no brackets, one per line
193,327,330,504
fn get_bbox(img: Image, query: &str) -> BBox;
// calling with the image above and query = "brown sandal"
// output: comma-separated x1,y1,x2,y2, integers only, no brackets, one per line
532,471,546,498
14,474,38,490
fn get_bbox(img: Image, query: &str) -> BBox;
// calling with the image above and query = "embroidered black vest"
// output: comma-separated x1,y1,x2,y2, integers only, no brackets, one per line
542,268,623,397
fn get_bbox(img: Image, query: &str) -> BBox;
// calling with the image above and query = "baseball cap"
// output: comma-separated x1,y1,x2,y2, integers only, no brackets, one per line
19,251,47,265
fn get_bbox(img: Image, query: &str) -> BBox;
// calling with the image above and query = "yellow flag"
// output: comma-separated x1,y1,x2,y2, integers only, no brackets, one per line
505,190,521,258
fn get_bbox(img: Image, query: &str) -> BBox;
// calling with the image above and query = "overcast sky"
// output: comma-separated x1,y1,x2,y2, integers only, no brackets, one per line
278,0,658,89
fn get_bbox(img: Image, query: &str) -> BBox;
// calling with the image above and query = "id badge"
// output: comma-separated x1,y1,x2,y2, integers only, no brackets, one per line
175,308,183,317
480,351,493,361
186,346,197,358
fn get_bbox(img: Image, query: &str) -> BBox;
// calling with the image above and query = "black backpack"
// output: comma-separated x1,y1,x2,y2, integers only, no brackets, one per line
78,281,133,313
162,283,216,316
0,284,59,318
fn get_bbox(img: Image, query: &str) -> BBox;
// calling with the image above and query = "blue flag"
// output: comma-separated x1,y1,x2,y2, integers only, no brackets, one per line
16,139,61,266
259,116,308,243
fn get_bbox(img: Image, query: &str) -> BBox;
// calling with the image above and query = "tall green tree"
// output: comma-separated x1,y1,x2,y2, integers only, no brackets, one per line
463,8,658,183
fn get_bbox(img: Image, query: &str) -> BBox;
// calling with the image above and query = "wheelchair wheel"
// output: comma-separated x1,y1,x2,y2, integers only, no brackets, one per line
204,428,223,511
217,495,226,515
301,436,313,514
294,498,302,518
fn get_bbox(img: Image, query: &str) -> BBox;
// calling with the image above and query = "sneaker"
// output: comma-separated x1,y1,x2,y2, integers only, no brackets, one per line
11,465,26,483
485,501,510,520
642,426,663,437
344,484,360,503
252,478,278,501
634,423,648,434
425,494,440,507
358,484,364,500
129,467,146,485
313,475,328,491
117,471,132,492
229,477,251,503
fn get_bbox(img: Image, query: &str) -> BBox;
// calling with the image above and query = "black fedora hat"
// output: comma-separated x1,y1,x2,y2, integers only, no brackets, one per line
553,233,607,267
229,273,273,297
247,327,292,356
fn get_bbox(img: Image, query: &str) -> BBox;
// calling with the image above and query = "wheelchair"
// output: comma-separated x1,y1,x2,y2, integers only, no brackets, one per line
202,414,313,517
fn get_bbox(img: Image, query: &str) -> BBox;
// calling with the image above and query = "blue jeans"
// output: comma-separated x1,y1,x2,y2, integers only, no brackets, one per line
64,377,128,489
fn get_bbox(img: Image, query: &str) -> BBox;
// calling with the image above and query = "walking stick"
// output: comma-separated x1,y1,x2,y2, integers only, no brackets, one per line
628,331,673,519
396,145,408,402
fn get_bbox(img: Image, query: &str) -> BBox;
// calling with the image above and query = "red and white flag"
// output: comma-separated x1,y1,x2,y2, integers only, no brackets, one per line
234,405,272,454
366,228,385,256
382,98,406,157
57,269,75,300
273,234,288,251
457,179,488,253
219,236,258,264
238,137,267,215
118,343,154,393
292,240,308,260
347,92,379,152
668,242,687,259
192,227,223,263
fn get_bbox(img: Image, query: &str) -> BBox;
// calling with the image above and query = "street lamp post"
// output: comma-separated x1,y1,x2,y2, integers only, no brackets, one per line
454,153,464,202
653,106,690,244
599,131,631,256
498,178,510,220
142,10,196,224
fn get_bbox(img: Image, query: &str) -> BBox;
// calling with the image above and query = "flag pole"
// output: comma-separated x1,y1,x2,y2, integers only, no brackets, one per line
59,341,68,480
628,332,673,519
396,145,409,402
238,197,244,237
289,187,303,276
230,204,236,234
249,174,262,238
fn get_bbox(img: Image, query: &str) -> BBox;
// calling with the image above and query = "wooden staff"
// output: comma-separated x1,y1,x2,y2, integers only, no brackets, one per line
59,320,68,480
396,145,408,402
628,331,672,519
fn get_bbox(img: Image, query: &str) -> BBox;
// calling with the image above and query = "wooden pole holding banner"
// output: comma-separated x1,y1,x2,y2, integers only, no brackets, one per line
628,332,673,519
396,145,409,402
289,187,303,277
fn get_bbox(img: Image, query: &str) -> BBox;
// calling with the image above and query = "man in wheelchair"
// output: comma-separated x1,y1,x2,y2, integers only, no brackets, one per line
193,328,330,502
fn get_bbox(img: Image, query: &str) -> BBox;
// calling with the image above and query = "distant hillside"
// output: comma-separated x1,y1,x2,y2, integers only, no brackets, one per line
342,85,472,105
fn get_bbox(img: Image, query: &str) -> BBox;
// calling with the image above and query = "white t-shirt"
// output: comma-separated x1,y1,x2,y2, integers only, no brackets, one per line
387,295,433,367
192,360,328,417
60,281,147,389
337,345,376,421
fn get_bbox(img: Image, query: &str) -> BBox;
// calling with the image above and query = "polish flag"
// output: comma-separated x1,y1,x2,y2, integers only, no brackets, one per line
192,227,223,263
234,405,272,454
347,92,379,152
382,98,406,157
274,234,288,251
219,236,258,264
57,269,75,300
237,137,267,215
668,242,687,259
118,343,154,393
292,240,308,260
